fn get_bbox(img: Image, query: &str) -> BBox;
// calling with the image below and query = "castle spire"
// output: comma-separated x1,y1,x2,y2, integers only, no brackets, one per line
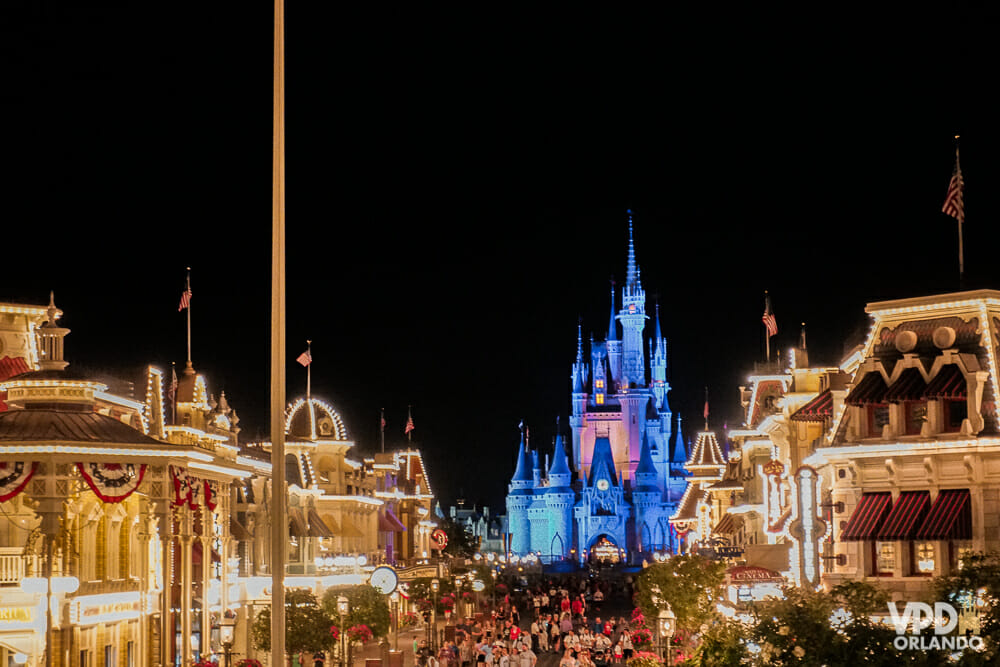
607,281,617,341
625,210,637,292
510,423,533,484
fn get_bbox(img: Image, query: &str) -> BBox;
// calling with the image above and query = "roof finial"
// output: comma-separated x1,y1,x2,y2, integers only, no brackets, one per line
625,211,637,290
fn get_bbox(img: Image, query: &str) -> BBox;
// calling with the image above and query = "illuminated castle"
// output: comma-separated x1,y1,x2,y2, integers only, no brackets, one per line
506,214,688,563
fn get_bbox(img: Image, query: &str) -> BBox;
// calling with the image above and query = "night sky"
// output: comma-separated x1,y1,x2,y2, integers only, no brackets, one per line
5,6,1000,511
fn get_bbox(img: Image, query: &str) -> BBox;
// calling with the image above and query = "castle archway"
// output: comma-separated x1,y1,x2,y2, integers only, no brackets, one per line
587,535,621,563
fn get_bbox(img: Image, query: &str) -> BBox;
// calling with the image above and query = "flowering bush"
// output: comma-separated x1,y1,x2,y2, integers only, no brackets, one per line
627,651,663,667
192,661,215,667
495,583,508,594
462,591,474,600
631,627,653,648
330,625,341,641
237,661,263,667
347,624,374,644
630,607,646,626
417,598,433,611
440,595,455,610
401,611,419,627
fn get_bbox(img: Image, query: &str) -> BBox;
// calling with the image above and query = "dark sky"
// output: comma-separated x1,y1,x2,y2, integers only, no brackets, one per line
5,6,1000,511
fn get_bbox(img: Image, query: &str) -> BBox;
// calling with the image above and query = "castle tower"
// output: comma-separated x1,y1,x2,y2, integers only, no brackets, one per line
606,285,622,387
545,430,575,560
633,431,662,550
618,214,648,388
651,303,669,411
570,325,588,472
506,428,534,554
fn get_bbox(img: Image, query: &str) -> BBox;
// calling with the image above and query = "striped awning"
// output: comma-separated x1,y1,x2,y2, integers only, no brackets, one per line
712,513,742,536
876,491,930,540
884,368,927,403
846,372,888,406
791,389,833,422
307,508,337,538
916,489,972,540
924,365,966,399
289,507,309,538
840,492,892,541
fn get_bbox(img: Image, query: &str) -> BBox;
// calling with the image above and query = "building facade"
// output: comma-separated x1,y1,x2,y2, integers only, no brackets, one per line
505,216,688,564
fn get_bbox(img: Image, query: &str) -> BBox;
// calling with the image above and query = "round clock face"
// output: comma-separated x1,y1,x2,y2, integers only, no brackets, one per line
370,566,398,595
597,479,610,491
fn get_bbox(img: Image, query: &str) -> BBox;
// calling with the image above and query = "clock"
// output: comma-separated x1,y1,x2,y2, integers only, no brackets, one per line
596,479,610,491
369,566,398,595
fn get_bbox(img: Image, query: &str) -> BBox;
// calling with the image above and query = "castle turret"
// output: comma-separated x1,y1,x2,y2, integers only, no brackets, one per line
651,303,669,411
544,430,575,560
506,427,533,554
606,284,622,387
633,431,661,551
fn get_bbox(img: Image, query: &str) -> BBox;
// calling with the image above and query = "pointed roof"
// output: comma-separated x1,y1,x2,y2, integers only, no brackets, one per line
510,429,533,486
625,211,638,291
588,437,618,486
549,431,571,477
685,429,726,482
671,414,687,463
635,431,657,476
607,285,618,342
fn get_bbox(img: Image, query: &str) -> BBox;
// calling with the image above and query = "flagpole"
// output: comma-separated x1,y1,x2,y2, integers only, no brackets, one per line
270,0,287,661
381,408,386,453
306,340,312,399
186,267,192,368
764,291,770,363
955,137,965,289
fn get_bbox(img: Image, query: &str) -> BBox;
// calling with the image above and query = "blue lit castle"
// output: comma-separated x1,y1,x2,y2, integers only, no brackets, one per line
506,215,688,564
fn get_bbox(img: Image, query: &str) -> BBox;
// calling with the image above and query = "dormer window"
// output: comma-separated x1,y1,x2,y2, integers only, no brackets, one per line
869,404,890,436
944,400,967,432
904,401,928,435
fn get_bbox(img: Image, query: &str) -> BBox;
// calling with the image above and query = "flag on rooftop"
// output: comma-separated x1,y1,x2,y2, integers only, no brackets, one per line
296,349,312,366
762,292,777,337
942,146,965,223
405,411,415,435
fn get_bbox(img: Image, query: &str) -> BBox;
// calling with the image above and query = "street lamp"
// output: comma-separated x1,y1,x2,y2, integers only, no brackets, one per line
658,606,676,665
430,578,440,652
220,615,236,667
337,595,350,667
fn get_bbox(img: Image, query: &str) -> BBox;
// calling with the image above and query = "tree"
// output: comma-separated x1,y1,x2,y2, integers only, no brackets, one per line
634,555,726,634
441,518,476,558
932,550,1000,666
251,588,335,657
321,584,392,639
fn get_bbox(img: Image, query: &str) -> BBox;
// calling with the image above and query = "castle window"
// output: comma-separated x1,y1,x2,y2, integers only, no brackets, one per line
596,394,604,405
596,380,604,389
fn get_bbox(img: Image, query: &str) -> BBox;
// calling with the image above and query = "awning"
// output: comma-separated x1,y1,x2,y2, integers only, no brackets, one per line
876,491,930,540
379,510,407,532
840,492,892,541
307,508,337,538
230,516,252,541
924,365,966,399
289,507,309,538
712,513,743,536
884,368,927,403
790,389,833,422
916,489,972,540
340,515,365,538
846,372,888,406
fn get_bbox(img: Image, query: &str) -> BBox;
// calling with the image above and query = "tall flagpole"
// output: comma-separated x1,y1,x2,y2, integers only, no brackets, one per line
185,267,192,369
270,0,287,662
943,135,966,289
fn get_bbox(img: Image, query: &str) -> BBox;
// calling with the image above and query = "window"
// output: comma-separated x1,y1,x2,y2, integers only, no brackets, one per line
951,541,974,570
595,394,604,405
905,401,927,435
874,541,896,576
595,379,604,389
869,405,890,435
913,541,935,575
945,400,967,432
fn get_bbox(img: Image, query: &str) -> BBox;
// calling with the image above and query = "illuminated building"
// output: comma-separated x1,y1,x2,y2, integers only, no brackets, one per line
0,297,253,667
505,214,688,564
807,289,1000,596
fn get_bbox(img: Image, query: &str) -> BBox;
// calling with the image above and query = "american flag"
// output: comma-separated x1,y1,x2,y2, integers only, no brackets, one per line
762,294,777,337
942,148,964,223
404,413,415,435
296,350,312,367
178,288,192,312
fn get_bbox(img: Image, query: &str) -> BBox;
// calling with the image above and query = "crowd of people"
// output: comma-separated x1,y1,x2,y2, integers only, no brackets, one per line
414,576,642,667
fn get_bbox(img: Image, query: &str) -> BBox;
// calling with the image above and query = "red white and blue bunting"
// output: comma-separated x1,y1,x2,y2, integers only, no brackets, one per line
0,461,36,502
76,463,147,503
170,465,219,511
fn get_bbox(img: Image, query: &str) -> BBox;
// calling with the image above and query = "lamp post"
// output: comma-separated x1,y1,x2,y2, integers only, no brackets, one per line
338,595,350,667
430,578,440,652
390,591,400,651
220,615,235,667
658,606,675,666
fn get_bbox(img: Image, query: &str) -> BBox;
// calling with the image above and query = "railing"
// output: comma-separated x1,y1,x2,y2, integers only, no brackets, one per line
0,547,38,585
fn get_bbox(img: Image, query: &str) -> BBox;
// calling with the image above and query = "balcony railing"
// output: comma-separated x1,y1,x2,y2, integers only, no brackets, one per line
0,547,38,585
